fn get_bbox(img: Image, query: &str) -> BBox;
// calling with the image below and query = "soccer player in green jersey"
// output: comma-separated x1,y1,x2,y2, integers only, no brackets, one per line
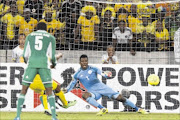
14,22,58,120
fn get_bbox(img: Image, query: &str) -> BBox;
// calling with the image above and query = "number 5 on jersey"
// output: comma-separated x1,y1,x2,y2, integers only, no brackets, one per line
35,36,43,50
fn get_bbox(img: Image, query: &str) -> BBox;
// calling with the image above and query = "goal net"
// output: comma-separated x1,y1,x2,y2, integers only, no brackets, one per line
0,0,179,64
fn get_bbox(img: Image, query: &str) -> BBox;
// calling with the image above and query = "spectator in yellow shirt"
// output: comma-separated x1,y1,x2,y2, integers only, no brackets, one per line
136,15,155,52
137,0,155,18
128,4,142,33
39,9,65,48
74,5,100,50
152,6,166,29
1,2,22,49
40,9,65,36
16,8,38,36
116,7,128,27
42,0,57,19
155,20,169,51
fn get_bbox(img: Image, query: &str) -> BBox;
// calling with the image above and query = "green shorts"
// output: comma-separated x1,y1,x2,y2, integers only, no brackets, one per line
22,67,52,88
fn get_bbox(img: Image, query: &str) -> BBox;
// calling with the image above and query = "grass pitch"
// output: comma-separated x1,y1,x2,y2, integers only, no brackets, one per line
0,112,179,120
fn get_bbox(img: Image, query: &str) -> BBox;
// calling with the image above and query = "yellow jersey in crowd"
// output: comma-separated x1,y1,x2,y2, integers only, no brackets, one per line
16,17,38,36
1,13,22,40
128,15,142,33
114,4,131,12
136,22,155,47
155,28,169,50
39,19,65,36
137,1,154,18
78,15,100,42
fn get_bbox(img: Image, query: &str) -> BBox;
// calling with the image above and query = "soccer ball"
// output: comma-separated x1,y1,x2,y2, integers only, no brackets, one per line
147,74,160,86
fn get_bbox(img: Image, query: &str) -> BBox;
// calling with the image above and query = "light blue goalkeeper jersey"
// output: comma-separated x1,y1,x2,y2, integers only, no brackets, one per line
67,65,106,92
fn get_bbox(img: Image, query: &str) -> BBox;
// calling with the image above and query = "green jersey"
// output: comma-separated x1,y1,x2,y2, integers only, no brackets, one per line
23,30,56,68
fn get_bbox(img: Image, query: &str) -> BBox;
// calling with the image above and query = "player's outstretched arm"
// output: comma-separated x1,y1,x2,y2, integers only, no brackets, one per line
95,67,112,78
66,77,78,93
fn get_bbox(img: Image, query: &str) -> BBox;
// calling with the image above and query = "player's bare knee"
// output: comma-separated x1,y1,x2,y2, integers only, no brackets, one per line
21,90,27,95
116,94,126,102
21,85,29,95
82,92,91,100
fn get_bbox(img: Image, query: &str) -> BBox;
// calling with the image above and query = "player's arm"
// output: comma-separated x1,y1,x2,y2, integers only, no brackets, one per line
66,76,78,93
23,35,30,64
94,67,112,78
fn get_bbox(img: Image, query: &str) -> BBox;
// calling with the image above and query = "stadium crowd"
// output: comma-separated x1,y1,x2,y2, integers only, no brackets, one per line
0,0,179,54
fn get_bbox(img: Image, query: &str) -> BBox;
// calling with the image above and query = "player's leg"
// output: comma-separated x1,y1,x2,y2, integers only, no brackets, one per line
53,81,77,108
82,92,107,114
82,92,104,109
82,92,108,115
53,81,67,106
14,85,29,120
39,68,58,120
14,68,37,120
100,85,148,114
39,94,48,110
114,94,148,114
39,94,52,115
29,75,51,115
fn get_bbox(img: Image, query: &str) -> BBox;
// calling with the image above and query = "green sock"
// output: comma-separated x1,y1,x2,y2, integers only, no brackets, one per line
16,94,25,117
48,95,56,118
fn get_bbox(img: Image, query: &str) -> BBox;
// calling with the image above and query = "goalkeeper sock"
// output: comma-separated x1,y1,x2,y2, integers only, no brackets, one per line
55,91,68,106
48,95,56,118
16,94,25,117
86,97,104,109
124,99,139,111
39,95,48,110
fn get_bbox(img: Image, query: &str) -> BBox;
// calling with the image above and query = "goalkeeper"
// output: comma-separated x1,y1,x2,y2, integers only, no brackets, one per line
63,54,149,116
30,53,77,116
